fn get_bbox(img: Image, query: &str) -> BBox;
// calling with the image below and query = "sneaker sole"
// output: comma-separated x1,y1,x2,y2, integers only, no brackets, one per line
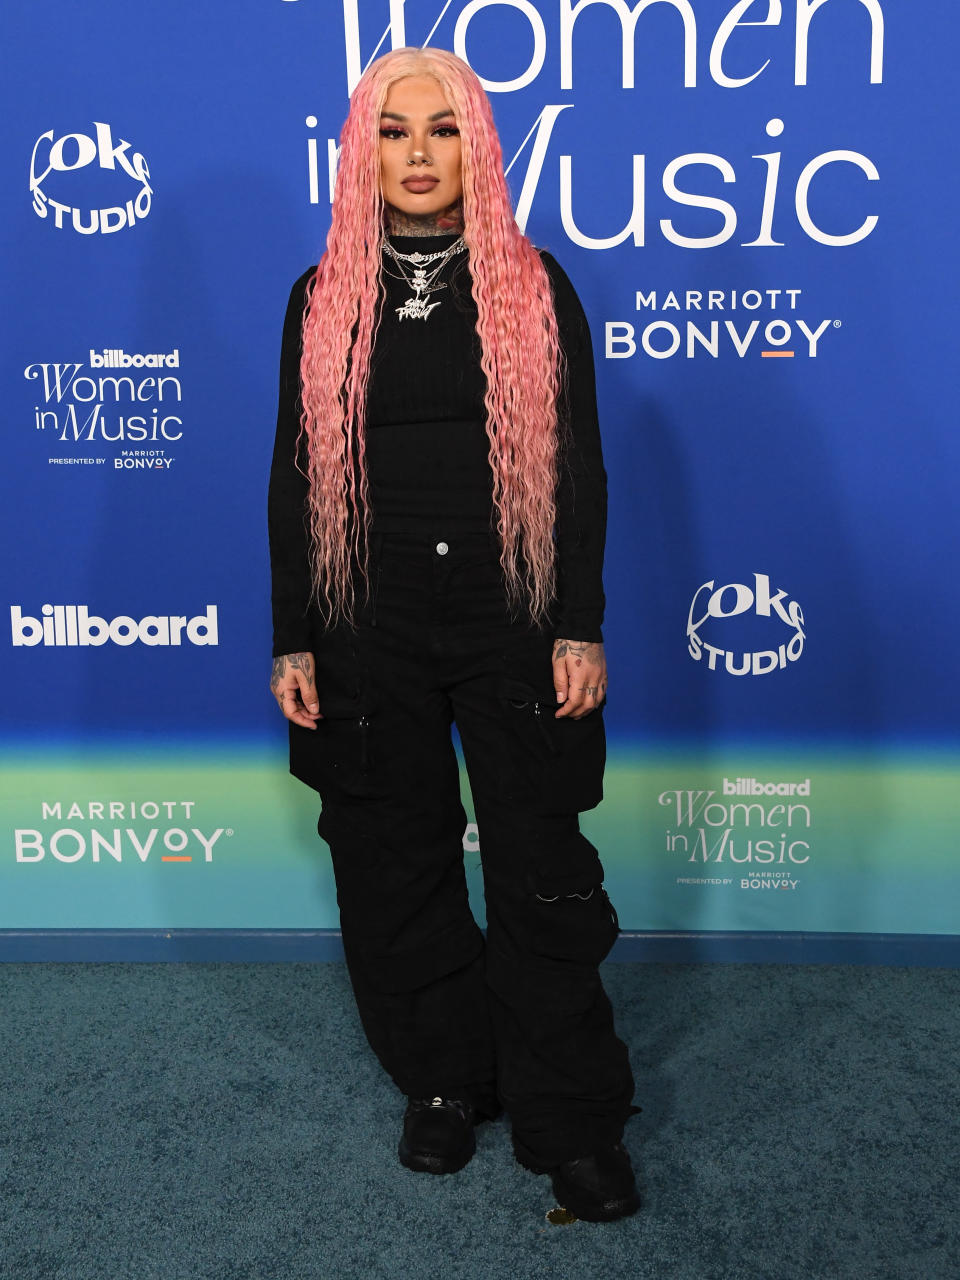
398,1128,476,1175
549,1173,642,1223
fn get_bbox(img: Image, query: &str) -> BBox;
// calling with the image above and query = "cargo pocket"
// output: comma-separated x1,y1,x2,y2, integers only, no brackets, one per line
497,675,605,814
487,874,619,1015
527,888,620,980
289,633,380,799
528,835,619,966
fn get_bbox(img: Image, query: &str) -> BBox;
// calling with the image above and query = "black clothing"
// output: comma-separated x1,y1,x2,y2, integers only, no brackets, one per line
267,237,635,1166
268,235,608,659
308,531,635,1166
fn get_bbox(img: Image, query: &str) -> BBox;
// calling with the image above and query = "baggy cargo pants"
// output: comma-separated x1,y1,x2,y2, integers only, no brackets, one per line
291,528,636,1168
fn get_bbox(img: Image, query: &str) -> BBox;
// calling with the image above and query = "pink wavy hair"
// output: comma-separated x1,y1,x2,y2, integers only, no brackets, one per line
299,47,563,626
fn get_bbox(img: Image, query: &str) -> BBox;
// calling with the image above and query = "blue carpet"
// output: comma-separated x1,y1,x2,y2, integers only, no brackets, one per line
1,962,957,1279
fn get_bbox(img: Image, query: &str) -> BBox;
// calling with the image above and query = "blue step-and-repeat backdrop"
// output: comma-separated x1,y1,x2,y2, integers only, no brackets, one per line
2,1,957,959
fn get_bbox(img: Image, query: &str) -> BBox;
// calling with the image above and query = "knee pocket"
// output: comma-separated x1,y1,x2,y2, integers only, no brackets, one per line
529,885,619,968
486,897,617,1015
486,846,620,1015
486,824,617,968
496,676,605,814
526,829,607,899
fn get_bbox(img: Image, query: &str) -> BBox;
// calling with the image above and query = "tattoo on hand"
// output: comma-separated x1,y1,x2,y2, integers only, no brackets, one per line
270,652,313,700
553,638,608,706
553,639,602,662
269,656,284,697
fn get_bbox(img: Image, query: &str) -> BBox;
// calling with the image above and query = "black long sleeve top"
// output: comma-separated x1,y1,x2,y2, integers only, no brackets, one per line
268,234,607,656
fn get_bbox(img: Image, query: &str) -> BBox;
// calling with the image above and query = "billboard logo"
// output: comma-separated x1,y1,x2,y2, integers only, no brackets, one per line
90,349,179,369
25,349,184,466
723,778,810,796
11,605,218,647
29,121,152,234
660,784,812,868
687,573,804,675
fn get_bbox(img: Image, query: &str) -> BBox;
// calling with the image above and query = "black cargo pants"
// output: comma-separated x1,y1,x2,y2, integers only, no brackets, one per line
296,528,636,1167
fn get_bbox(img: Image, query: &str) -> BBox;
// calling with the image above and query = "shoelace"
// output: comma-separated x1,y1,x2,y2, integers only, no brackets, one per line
410,1096,470,1115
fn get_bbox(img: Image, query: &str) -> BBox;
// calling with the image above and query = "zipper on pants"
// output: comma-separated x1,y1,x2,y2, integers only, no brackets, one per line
532,701,560,756
359,714,371,772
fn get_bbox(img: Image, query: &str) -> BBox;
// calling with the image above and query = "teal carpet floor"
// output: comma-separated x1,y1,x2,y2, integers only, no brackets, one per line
1,961,957,1280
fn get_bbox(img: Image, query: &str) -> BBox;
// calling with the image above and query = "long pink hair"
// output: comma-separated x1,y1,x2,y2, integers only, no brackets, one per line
299,47,563,626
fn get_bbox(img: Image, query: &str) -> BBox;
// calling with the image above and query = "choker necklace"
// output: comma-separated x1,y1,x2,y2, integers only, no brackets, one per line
382,236,467,322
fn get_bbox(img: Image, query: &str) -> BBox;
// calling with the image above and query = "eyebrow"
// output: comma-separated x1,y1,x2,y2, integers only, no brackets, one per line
379,108,456,122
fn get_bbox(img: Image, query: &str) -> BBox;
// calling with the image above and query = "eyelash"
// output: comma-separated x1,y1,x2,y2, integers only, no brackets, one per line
379,125,459,140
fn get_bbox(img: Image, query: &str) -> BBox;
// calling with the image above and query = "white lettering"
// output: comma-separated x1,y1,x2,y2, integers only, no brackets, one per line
795,150,879,245
661,154,737,248
11,606,219,647
454,0,547,92
506,105,572,233
15,831,45,862
605,322,637,359
560,0,697,91
710,0,781,88
561,152,645,249
795,0,884,85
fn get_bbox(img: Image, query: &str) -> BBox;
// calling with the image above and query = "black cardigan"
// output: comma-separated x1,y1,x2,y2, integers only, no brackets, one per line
268,236,608,655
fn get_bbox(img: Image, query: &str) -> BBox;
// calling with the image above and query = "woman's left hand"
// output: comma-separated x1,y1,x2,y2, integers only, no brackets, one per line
551,638,607,719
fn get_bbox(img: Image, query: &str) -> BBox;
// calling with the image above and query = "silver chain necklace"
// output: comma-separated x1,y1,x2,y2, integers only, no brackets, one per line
382,236,467,322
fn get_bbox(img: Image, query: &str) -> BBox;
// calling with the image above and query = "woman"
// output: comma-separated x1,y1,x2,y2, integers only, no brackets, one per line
268,47,639,1223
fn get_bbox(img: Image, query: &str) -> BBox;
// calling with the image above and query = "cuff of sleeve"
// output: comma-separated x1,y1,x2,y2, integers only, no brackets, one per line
272,629,313,659
553,612,604,644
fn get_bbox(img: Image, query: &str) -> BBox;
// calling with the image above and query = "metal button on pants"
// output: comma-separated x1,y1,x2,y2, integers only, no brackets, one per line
307,529,636,1166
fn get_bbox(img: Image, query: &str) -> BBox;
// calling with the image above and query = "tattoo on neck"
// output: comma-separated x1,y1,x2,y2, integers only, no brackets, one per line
385,201,464,237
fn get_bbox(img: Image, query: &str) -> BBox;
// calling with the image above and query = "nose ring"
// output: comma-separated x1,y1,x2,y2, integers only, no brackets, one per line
406,154,433,166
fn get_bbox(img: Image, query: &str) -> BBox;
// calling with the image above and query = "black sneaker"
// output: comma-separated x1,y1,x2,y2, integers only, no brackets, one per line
549,1142,641,1222
398,1097,477,1175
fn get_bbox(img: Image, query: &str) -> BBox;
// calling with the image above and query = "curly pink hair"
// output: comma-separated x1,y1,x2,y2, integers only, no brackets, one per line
299,47,563,626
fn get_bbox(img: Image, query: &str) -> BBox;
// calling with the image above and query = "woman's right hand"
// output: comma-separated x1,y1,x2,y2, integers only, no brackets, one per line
270,652,322,729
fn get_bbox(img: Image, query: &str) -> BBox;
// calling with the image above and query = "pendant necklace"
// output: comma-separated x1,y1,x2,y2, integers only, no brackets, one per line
382,237,467,322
